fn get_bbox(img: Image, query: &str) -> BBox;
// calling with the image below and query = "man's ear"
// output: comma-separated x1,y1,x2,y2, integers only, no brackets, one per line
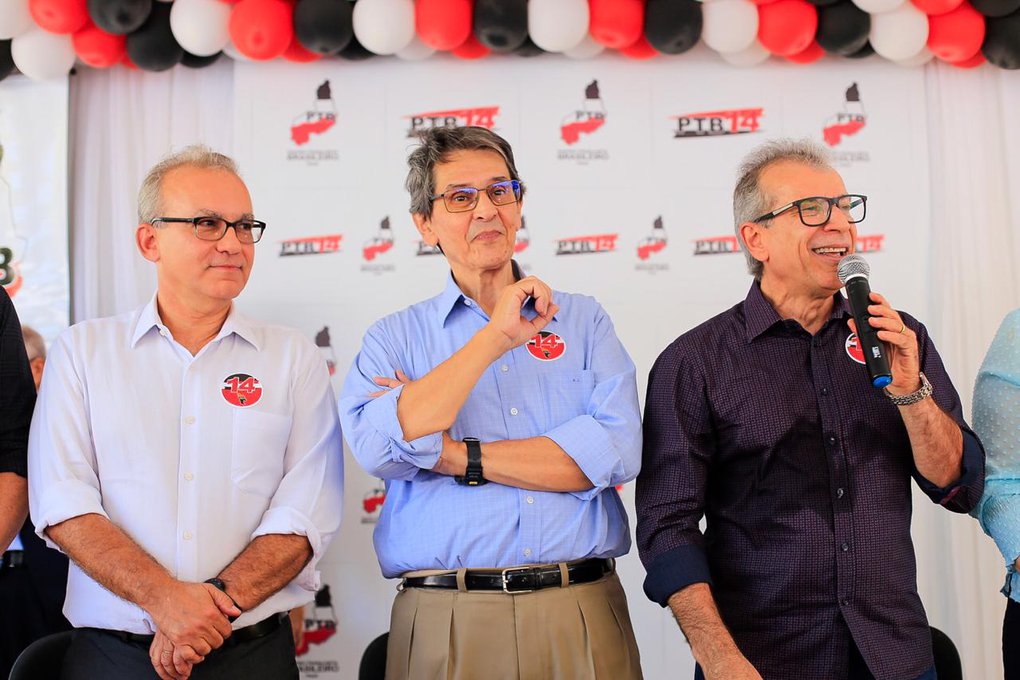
136,223,160,263
412,213,439,247
739,221,768,268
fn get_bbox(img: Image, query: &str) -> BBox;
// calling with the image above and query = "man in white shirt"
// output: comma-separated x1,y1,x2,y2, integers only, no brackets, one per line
28,145,344,680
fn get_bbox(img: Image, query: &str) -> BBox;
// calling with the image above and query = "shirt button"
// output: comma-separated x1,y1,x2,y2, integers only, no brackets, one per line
523,548,532,557
184,472,194,481
183,416,196,425
510,407,519,416
183,531,193,540
836,488,845,499
821,387,829,396
828,436,837,446
500,364,509,372
464,299,473,306
526,496,534,504
840,598,850,606
159,330,167,337
841,542,850,552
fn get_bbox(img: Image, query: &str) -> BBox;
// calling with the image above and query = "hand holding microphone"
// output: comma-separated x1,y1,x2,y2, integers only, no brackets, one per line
837,254,922,395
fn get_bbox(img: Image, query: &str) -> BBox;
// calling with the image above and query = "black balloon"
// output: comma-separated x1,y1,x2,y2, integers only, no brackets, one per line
338,34,374,60
473,0,527,52
88,0,152,35
295,0,353,56
514,37,545,57
126,3,182,71
972,0,1020,18
0,40,13,83
982,10,1020,69
845,41,875,59
644,0,702,56
806,0,841,4
817,1,870,56
181,51,222,68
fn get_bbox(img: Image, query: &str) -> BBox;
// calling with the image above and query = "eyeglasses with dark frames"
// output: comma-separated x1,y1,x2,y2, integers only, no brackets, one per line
150,216,267,244
431,180,522,214
753,194,867,227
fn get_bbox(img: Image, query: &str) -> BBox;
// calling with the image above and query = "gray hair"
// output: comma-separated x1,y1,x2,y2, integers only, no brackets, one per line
405,126,525,219
733,138,833,280
22,325,45,361
137,145,240,224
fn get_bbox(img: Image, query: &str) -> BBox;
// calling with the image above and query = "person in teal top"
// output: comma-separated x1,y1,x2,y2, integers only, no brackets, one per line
972,308,1020,679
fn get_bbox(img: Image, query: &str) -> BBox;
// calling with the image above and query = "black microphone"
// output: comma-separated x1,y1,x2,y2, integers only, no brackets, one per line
837,254,892,389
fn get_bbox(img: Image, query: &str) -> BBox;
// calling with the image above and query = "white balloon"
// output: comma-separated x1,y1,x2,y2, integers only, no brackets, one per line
720,39,770,66
702,0,758,54
170,0,231,57
11,28,75,80
396,35,435,61
0,0,32,40
895,45,934,66
353,0,414,55
869,2,928,61
563,33,604,59
851,0,905,12
528,0,589,53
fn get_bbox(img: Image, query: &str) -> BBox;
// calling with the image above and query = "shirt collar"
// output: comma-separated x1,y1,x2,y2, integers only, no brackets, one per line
743,281,851,343
130,293,261,351
435,260,533,327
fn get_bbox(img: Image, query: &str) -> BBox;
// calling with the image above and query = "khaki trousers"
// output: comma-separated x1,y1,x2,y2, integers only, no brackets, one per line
385,567,642,680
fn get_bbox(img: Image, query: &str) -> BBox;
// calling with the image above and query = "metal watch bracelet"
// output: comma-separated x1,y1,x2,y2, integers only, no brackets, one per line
884,372,933,406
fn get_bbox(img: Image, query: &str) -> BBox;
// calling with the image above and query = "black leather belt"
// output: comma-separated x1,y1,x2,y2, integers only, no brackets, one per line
1,550,25,569
99,612,284,648
402,557,614,593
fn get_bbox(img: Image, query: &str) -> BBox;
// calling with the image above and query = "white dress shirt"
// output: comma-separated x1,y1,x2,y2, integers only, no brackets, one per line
28,296,344,633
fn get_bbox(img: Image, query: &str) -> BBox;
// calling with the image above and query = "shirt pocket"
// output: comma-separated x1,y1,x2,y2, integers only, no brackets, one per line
537,369,596,425
231,409,292,497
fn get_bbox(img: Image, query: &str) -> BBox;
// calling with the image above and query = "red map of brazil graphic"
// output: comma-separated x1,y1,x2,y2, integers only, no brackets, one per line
560,79,606,146
291,80,337,146
822,82,866,147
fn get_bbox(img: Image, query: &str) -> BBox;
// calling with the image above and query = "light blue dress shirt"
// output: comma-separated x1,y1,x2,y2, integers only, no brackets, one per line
339,272,642,578
973,308,1020,602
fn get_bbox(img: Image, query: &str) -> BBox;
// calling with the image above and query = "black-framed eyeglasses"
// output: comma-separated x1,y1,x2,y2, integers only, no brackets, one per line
753,194,867,227
151,216,267,244
431,180,522,214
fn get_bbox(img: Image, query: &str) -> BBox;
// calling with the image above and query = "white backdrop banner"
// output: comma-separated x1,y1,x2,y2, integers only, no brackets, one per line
233,55,929,679
0,77,69,339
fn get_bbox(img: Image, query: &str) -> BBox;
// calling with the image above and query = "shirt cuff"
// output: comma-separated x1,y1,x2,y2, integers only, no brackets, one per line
915,428,983,508
643,544,713,607
545,415,619,498
360,384,443,469
251,506,325,592
979,484,1020,568
32,479,108,550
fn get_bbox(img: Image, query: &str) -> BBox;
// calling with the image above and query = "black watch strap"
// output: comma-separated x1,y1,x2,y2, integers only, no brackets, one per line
455,437,487,486
204,577,242,622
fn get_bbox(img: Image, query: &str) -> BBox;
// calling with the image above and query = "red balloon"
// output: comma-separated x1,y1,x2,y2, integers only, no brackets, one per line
951,50,985,67
589,0,643,49
452,34,490,59
758,0,817,56
29,0,89,34
416,0,472,51
928,2,984,63
619,34,658,60
911,0,964,14
752,0,780,3
121,52,138,70
229,0,293,60
786,40,824,63
283,34,321,62
73,22,126,67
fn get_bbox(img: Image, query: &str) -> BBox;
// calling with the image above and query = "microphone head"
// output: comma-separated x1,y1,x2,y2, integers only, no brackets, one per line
837,253,869,285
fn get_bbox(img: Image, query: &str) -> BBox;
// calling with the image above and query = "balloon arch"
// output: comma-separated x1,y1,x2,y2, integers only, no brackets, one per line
0,0,1018,82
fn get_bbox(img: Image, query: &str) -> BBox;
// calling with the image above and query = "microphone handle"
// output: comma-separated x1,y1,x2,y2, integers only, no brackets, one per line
844,276,893,388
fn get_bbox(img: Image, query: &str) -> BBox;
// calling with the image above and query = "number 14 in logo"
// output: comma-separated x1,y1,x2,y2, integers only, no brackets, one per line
222,373,264,407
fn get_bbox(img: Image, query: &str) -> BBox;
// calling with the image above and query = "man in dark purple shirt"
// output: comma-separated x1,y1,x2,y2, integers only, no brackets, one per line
637,139,984,680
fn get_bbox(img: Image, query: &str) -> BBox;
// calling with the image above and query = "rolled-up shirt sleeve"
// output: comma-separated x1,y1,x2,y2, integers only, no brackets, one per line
28,332,110,549
636,339,715,607
339,322,442,480
544,303,642,500
252,343,344,591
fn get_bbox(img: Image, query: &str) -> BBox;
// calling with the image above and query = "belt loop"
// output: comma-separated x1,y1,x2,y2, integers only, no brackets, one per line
558,562,570,588
456,568,468,593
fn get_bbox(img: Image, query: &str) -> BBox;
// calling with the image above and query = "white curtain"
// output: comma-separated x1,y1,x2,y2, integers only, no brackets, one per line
68,58,1020,679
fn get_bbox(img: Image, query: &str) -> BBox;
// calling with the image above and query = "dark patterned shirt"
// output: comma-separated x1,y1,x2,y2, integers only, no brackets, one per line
637,282,984,680
0,286,34,477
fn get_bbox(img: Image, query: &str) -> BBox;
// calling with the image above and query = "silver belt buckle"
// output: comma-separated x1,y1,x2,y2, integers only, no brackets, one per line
501,566,534,594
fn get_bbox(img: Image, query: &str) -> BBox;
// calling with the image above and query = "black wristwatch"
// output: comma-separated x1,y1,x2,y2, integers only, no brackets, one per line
204,577,242,622
455,437,488,486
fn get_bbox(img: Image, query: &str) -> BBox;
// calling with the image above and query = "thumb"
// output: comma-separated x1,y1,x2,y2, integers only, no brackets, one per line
207,586,242,618
847,318,857,335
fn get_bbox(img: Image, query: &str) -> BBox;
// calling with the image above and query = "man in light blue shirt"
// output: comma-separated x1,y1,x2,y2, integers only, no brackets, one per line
340,126,643,680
